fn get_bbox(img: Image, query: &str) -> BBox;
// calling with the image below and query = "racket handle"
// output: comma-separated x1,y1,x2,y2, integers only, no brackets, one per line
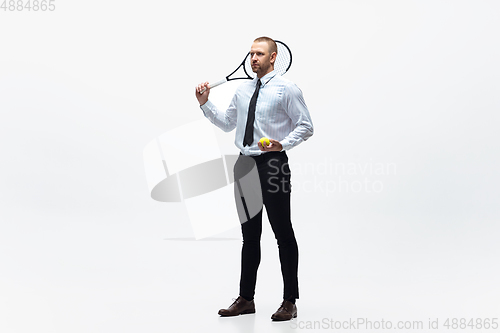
199,79,227,94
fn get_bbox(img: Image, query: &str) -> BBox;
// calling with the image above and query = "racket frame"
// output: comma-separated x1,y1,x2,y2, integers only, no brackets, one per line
199,40,291,94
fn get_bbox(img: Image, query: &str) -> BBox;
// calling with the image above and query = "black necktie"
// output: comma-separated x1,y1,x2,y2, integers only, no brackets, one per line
243,79,261,147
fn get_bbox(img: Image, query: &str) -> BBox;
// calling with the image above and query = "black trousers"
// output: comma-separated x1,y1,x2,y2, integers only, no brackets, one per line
234,151,299,300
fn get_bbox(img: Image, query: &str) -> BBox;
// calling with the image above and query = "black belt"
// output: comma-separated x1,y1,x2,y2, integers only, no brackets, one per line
240,151,287,164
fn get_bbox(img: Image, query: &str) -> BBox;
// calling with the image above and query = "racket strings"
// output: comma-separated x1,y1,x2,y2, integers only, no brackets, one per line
244,56,256,78
274,42,292,75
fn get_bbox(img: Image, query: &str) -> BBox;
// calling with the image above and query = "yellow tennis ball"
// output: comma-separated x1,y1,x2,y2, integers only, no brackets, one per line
259,137,270,146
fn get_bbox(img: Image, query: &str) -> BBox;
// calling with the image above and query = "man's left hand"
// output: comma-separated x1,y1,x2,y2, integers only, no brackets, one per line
258,139,283,152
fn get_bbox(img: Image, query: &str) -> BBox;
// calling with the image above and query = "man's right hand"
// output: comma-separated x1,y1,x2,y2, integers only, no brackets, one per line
195,82,210,106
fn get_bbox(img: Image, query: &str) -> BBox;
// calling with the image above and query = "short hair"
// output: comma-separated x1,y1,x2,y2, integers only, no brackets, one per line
253,36,277,55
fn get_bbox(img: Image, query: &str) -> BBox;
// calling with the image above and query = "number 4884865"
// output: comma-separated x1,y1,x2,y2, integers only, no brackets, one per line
1,0,56,11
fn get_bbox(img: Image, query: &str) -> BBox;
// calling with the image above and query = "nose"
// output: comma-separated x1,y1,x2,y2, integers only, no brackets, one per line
251,54,258,61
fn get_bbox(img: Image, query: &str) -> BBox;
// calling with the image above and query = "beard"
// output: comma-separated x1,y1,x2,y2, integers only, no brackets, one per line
252,61,271,75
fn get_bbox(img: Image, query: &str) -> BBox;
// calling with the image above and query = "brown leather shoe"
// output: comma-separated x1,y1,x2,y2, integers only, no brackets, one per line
218,296,256,316
271,300,297,321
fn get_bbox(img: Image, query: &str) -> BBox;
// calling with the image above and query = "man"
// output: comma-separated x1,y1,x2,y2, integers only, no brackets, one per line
195,37,313,321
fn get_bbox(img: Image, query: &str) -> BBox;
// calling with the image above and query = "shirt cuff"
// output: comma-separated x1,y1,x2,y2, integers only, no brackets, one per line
280,140,291,152
199,100,215,113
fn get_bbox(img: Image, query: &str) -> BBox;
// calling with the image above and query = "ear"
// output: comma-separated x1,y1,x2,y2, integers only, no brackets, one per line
270,51,277,65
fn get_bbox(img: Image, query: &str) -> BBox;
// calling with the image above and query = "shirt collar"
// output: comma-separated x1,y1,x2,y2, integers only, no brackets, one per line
254,69,277,87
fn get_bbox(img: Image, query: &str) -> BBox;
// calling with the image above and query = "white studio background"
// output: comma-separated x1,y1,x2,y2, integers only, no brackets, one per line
1,1,499,333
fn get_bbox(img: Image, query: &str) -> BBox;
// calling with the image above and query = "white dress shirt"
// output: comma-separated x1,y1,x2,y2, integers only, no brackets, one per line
200,70,314,156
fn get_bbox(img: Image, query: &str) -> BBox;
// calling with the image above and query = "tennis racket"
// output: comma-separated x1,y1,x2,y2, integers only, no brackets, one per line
199,40,292,94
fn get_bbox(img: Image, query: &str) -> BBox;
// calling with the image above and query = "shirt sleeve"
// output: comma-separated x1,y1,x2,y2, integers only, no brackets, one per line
280,83,314,151
199,95,238,133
